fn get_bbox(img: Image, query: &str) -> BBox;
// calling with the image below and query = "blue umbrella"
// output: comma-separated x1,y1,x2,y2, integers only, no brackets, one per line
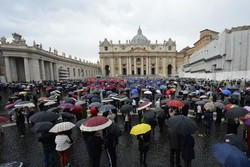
221,89,231,96
131,89,138,94
212,143,250,167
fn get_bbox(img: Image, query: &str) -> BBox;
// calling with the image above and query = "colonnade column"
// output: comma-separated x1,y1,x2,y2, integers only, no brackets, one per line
32,59,41,81
173,57,176,75
126,57,129,75
146,57,148,75
134,58,137,75
24,58,30,82
110,58,114,77
40,60,46,81
141,57,143,75
128,57,131,75
4,57,12,82
54,63,59,81
163,57,166,75
148,57,151,75
49,62,54,80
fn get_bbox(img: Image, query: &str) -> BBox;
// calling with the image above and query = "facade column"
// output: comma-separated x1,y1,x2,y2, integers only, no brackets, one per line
40,60,46,80
119,57,122,75
110,58,114,77
128,57,131,75
134,57,137,75
148,57,151,75
126,57,129,75
24,58,30,82
173,57,176,75
146,57,148,75
49,62,54,80
163,57,167,75
4,57,12,82
141,57,144,75
155,57,158,75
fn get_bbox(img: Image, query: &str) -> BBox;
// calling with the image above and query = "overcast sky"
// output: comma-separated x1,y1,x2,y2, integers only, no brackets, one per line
0,0,249,63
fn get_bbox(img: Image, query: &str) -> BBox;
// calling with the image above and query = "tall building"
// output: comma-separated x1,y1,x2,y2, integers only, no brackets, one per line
182,25,250,80
99,27,183,77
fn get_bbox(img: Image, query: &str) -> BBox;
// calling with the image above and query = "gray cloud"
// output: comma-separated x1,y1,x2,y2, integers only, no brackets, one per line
0,0,249,62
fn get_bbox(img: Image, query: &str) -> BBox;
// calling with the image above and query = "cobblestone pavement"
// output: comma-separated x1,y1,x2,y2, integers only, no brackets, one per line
0,115,239,167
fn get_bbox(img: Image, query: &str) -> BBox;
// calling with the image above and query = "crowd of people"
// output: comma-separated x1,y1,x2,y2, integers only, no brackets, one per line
0,77,250,167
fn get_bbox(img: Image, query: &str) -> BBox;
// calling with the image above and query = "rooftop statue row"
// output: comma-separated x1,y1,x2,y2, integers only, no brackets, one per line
0,33,98,66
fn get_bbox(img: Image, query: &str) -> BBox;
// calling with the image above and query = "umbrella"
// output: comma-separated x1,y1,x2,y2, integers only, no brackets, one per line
156,90,161,94
58,103,75,109
167,100,184,108
61,112,75,119
214,102,225,110
65,98,76,105
155,94,163,98
4,103,15,110
225,104,238,110
119,97,131,103
102,97,113,103
131,94,139,99
168,115,198,135
131,89,138,94
143,110,156,122
75,100,86,106
80,116,112,132
49,122,75,133
200,95,208,99
31,122,54,133
244,106,250,112
130,123,151,135
19,91,27,96
91,97,101,103
29,111,59,123
87,93,95,99
212,143,250,167
224,133,247,152
120,104,133,114
99,104,116,113
44,96,57,102
47,107,58,113
14,101,35,108
89,102,102,108
195,101,206,105
204,102,215,111
225,107,248,119
75,119,86,128
0,116,9,123
144,90,152,95
107,123,122,136
161,99,169,104
70,105,83,115
44,101,57,107
14,99,22,104
50,90,61,95
155,107,166,118
221,89,231,96
138,101,152,110
244,119,250,126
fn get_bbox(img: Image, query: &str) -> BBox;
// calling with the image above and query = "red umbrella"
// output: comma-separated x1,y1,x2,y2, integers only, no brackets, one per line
46,86,53,91
0,116,9,123
70,105,83,115
80,115,112,132
38,97,47,102
4,103,15,110
167,100,184,108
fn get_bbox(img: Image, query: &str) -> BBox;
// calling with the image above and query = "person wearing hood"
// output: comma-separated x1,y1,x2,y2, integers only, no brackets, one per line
181,134,195,167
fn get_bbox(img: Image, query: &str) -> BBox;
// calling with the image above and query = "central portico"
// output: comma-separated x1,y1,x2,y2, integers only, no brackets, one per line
99,27,179,77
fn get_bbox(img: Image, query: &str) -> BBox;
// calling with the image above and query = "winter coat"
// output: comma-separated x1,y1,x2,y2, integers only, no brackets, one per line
137,131,151,152
87,135,103,157
204,110,213,125
181,135,195,160
16,112,25,126
168,128,182,150
227,119,240,134
38,133,56,149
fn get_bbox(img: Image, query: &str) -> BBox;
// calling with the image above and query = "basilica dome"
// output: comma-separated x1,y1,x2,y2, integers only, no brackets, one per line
131,27,149,45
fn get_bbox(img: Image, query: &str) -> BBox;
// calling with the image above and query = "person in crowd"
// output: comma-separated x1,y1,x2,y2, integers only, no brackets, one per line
168,127,182,167
104,128,118,167
155,98,161,109
196,105,203,121
215,107,223,124
16,109,25,137
90,106,98,117
227,118,240,135
137,131,151,166
124,112,131,131
87,131,104,167
181,134,195,167
204,109,213,136
132,99,137,113
182,103,189,116
55,132,71,167
38,132,56,167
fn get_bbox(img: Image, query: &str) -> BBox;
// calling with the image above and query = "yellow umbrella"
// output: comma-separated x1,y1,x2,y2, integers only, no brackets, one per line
19,91,27,95
130,123,151,135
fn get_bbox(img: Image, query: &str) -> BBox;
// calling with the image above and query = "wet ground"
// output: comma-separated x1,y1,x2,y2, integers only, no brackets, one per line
0,115,236,167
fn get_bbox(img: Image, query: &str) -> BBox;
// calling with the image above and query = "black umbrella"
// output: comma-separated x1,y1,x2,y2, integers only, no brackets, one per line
91,97,101,103
214,102,225,110
168,115,197,135
120,104,133,114
225,133,247,152
99,104,116,113
225,107,248,119
155,107,166,119
89,102,102,108
47,107,58,113
65,98,76,105
107,123,122,137
31,122,54,133
143,110,156,122
61,112,75,119
75,119,86,128
131,94,139,99
29,111,59,123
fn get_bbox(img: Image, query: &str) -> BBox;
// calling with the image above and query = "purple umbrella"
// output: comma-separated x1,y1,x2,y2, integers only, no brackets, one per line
58,103,75,109
244,106,250,112
4,103,15,110
244,119,250,126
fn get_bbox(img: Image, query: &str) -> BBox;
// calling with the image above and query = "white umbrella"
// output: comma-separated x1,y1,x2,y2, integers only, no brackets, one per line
144,90,152,95
14,101,35,108
75,100,86,106
44,101,57,106
49,122,75,133
156,90,161,94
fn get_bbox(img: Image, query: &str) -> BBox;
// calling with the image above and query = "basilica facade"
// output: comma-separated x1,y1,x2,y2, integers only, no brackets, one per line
99,27,183,77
